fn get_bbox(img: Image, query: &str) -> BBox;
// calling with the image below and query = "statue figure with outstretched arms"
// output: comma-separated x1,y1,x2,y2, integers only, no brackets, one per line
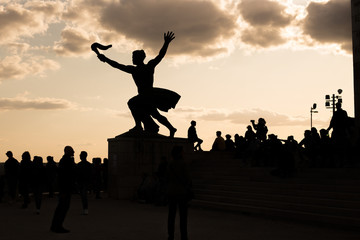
92,31,180,137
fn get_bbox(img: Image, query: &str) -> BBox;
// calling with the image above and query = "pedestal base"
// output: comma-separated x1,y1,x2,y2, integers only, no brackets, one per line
107,132,193,199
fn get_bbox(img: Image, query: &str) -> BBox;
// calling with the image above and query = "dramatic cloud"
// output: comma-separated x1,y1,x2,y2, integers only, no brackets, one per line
302,0,352,52
0,1,64,43
0,95,75,111
99,0,237,57
0,55,60,82
54,27,98,56
238,0,294,48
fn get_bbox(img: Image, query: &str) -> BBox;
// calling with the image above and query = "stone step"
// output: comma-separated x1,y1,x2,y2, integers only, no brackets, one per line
193,188,360,209
192,179,360,193
192,184,360,201
189,200,360,228
192,194,360,218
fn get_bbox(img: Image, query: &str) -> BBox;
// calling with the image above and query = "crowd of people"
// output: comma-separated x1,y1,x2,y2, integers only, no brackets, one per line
188,103,359,177
0,149,108,216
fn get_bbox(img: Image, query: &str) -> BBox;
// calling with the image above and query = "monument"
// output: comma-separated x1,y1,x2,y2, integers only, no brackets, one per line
92,31,193,199
352,0,360,130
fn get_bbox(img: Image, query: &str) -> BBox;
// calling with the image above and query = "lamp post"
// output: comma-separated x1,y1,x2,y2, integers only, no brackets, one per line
310,103,318,128
325,89,343,115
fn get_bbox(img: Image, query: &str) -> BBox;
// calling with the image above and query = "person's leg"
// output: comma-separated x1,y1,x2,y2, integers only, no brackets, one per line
167,196,177,240
79,185,88,214
179,196,189,240
51,192,71,232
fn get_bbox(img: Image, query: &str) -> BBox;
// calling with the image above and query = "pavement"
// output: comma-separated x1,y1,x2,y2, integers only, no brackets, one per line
0,194,359,240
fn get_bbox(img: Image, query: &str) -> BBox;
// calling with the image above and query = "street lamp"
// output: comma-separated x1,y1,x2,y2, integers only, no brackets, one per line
310,103,318,128
325,89,343,115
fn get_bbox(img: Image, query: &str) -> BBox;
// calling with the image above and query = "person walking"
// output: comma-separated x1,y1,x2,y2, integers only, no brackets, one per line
50,146,76,233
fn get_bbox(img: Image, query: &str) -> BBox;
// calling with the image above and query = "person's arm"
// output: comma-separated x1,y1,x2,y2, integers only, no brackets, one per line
98,54,134,74
149,31,175,67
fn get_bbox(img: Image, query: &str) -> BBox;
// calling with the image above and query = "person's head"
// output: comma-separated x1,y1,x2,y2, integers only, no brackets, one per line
216,131,222,137
311,127,318,133
132,50,146,65
46,156,54,163
33,156,43,165
6,151,13,158
320,128,328,138
247,125,252,130
92,157,101,165
64,146,74,157
191,120,196,126
225,134,231,140
80,151,88,161
304,130,311,138
258,118,266,125
22,151,31,161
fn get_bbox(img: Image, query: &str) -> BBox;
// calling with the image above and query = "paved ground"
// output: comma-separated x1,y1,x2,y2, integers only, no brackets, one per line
0,194,359,240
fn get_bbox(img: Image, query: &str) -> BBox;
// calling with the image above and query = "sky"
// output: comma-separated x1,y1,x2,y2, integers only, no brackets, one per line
0,0,355,162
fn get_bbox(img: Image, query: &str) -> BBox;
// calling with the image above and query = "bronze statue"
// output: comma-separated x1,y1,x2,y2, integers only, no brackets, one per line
92,31,180,137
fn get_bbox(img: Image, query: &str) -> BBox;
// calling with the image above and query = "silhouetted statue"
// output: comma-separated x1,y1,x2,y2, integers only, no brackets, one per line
4,151,19,203
19,151,32,209
211,131,226,151
51,146,76,233
187,120,203,151
77,151,92,215
167,146,191,240
93,31,180,137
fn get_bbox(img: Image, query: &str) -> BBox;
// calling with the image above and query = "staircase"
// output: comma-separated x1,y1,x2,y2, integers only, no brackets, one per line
189,151,360,229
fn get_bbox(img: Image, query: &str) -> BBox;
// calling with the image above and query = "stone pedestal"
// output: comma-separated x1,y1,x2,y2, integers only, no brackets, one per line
107,132,193,199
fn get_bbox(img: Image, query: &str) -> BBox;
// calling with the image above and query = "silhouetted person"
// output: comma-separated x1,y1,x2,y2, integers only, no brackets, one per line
187,120,203,151
102,158,108,191
92,157,103,199
45,156,57,198
19,151,33,209
234,134,247,158
32,156,45,214
77,151,92,215
299,130,318,167
94,31,180,137
244,125,256,143
211,131,226,151
51,146,76,233
154,156,168,206
167,146,191,240
225,134,235,151
327,102,350,144
319,129,334,167
251,118,268,142
4,151,19,203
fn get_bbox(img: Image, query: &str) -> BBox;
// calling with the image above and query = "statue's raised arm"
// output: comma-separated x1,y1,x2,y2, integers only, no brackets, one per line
91,42,134,73
151,31,175,67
